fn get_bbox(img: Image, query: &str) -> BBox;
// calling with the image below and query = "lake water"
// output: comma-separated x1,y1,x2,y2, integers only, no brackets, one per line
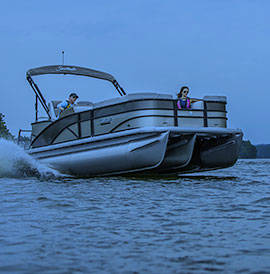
1,139,270,273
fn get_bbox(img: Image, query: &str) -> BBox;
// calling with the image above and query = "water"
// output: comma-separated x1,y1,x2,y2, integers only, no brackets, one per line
1,140,270,273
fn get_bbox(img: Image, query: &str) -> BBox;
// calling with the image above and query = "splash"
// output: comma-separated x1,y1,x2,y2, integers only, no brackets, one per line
0,138,61,179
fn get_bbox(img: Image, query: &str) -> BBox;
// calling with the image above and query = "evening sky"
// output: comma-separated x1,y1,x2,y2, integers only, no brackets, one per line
0,0,269,143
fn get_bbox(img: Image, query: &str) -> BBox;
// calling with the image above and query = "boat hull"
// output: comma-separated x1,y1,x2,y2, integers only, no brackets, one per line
29,127,243,177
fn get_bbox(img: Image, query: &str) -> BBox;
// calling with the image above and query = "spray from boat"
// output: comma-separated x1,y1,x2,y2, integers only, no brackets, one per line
0,138,61,179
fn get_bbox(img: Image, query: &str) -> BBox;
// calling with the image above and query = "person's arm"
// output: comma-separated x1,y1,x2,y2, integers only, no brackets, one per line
190,98,202,103
57,101,68,112
177,100,181,109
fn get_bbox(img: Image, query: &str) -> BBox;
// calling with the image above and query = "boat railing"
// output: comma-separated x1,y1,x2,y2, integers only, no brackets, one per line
30,95,227,148
17,129,32,149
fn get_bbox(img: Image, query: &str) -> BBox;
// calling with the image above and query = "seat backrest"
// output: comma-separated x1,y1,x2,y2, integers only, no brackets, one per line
191,100,204,109
48,100,61,119
73,101,94,113
94,92,173,109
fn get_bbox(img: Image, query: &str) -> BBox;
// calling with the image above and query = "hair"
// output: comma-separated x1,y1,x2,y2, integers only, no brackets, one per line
69,92,78,99
177,86,189,98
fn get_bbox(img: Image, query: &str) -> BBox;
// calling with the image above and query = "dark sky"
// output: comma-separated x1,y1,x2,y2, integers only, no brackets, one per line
1,0,269,144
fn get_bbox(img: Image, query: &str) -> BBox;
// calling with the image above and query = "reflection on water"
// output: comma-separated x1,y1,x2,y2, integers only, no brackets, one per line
178,175,239,180
1,159,270,273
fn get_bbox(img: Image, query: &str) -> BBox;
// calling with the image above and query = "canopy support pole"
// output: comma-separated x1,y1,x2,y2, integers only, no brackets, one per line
113,80,126,96
27,74,51,120
35,95,38,122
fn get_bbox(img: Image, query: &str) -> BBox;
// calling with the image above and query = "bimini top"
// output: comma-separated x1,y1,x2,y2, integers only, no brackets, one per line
26,64,126,121
26,65,116,83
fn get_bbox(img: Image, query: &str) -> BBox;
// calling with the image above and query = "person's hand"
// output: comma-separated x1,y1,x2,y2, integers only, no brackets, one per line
190,98,201,103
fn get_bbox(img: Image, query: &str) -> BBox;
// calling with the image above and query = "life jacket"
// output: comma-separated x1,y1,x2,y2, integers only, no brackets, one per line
59,100,72,115
177,98,191,109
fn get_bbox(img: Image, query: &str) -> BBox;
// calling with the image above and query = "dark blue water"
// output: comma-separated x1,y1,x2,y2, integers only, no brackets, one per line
1,158,270,273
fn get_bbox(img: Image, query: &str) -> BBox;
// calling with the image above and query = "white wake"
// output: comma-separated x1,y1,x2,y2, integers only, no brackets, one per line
0,138,61,179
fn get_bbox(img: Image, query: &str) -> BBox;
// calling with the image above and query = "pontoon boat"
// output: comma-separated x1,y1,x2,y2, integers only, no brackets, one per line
24,65,242,176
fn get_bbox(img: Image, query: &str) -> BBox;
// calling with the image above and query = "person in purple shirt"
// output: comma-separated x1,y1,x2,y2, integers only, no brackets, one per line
176,86,201,109
177,86,191,109
57,92,79,118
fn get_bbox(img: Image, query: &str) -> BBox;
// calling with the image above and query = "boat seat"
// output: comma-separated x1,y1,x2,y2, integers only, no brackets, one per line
94,92,173,109
191,100,204,109
73,101,94,112
203,95,227,103
49,100,62,119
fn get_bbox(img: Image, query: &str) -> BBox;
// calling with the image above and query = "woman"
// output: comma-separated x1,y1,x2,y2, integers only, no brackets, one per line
177,86,191,109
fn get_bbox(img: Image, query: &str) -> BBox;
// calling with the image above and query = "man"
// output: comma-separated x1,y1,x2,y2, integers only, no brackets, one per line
57,92,79,118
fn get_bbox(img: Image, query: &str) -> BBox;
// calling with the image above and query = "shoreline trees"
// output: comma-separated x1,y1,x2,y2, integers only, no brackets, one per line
0,113,13,140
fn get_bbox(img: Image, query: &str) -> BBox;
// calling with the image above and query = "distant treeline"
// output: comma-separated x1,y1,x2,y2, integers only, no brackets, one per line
256,145,270,158
0,113,13,140
239,140,270,159
239,140,257,159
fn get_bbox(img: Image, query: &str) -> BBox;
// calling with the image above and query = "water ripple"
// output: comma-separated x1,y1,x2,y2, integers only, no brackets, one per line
1,159,270,273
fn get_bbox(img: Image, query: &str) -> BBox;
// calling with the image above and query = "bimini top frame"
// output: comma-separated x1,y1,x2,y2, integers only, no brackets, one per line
26,65,127,121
